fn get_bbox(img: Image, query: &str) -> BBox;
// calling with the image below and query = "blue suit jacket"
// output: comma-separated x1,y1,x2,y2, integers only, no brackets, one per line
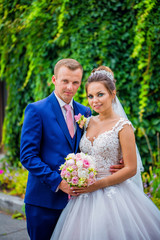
20,92,91,210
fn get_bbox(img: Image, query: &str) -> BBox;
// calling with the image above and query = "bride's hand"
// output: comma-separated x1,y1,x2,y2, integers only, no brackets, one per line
59,180,79,196
71,182,99,195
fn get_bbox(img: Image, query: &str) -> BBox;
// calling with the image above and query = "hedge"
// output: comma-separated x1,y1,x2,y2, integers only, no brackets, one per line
0,0,160,168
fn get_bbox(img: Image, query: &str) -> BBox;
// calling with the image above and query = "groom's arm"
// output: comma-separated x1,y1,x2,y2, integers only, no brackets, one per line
20,104,62,192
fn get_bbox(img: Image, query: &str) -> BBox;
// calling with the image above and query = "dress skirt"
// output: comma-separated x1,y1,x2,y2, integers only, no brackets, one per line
51,180,160,240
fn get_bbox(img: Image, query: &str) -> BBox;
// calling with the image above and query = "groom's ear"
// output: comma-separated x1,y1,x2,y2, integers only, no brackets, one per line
52,75,56,85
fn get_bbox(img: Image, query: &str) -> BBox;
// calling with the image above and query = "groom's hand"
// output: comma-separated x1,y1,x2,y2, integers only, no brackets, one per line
59,180,78,196
110,159,124,174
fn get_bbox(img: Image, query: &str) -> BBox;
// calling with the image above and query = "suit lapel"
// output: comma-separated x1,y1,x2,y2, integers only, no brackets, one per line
73,101,83,153
48,92,73,149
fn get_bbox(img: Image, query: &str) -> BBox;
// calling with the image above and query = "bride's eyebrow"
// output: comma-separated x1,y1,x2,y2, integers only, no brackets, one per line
97,91,105,94
88,90,104,95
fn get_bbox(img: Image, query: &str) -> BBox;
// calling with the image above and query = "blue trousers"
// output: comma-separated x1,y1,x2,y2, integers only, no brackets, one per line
25,204,63,240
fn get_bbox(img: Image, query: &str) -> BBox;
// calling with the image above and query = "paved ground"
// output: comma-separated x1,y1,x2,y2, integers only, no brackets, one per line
0,193,29,239
0,154,29,239
0,211,29,240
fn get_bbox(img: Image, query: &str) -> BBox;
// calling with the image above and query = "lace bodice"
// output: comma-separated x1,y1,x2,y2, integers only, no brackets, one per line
79,117,132,173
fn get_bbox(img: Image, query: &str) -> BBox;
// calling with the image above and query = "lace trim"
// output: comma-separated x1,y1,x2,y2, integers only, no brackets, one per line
85,117,132,144
114,118,133,133
85,116,91,130
79,116,141,185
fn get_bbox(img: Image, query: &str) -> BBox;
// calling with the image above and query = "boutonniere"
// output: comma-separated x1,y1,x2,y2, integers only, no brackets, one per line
74,113,87,129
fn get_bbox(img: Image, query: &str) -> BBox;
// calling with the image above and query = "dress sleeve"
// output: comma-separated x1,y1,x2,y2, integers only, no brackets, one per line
115,118,144,191
115,118,134,133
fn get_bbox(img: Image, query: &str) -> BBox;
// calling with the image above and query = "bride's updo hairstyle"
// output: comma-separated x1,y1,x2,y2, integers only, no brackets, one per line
85,66,116,95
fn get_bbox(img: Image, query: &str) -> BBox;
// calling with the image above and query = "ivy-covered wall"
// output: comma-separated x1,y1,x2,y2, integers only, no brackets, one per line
0,0,160,168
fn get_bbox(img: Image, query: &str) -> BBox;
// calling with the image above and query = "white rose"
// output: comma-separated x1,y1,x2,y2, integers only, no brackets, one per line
79,152,86,159
67,153,76,159
66,159,75,166
76,161,83,168
78,169,88,178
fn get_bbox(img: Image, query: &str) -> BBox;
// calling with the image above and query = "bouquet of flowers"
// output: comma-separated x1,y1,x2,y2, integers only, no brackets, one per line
60,152,97,187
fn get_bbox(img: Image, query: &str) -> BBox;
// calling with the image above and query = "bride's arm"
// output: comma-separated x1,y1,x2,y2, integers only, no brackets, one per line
73,124,137,194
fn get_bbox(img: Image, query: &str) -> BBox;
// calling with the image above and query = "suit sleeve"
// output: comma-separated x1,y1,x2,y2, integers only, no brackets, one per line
20,104,62,192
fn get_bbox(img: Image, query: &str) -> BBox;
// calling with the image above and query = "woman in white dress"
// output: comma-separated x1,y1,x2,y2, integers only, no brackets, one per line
51,66,160,240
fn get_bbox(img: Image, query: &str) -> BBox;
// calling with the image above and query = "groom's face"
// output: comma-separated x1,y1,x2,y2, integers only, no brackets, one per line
52,66,82,104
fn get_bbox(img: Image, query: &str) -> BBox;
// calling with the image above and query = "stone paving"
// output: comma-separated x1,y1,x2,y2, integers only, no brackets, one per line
0,211,29,240
0,193,29,240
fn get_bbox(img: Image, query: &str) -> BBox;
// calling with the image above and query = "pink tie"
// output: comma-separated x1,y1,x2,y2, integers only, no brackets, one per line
64,105,74,138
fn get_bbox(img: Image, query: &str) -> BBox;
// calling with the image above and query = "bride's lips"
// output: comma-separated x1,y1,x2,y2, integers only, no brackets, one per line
93,104,102,109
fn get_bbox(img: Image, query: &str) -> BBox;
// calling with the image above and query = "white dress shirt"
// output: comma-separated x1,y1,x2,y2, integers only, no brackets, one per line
54,92,76,192
54,92,76,133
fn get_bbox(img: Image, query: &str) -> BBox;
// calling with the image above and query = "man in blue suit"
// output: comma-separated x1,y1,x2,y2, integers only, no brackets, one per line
20,58,91,240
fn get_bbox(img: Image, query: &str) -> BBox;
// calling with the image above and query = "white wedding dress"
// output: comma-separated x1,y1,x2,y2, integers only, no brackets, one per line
51,118,160,240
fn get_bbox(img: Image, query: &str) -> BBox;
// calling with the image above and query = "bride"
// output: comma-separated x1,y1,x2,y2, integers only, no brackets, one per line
51,66,160,240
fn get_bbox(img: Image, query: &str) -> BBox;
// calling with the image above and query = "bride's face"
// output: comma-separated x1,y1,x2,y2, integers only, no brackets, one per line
87,82,115,114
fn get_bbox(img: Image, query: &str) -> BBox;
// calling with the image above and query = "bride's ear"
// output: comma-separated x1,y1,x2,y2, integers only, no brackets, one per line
112,90,116,100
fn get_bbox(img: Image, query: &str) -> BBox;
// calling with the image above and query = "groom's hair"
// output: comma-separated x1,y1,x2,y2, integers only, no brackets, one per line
54,58,83,77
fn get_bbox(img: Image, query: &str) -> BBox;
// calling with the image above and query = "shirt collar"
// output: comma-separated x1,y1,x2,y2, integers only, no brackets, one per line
54,91,73,109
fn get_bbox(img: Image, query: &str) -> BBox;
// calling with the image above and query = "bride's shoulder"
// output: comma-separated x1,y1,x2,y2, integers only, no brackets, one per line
115,118,134,133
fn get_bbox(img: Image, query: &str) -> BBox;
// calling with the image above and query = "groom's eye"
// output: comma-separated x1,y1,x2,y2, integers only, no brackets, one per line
73,81,80,85
63,80,68,83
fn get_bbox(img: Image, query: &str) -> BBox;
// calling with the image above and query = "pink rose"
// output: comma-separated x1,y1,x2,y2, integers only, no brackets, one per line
74,113,82,122
72,170,78,176
83,159,90,168
72,165,78,170
79,120,85,128
61,169,66,177
72,176,79,185
0,170,4,174
65,171,71,178
62,166,66,171
89,172,94,178
66,178,72,184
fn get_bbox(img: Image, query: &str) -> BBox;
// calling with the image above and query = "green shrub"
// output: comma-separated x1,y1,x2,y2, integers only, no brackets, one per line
0,0,159,169
142,166,160,199
0,164,28,198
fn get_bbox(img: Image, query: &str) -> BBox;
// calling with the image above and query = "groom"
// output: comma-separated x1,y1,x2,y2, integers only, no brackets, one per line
20,58,123,240
20,58,92,239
